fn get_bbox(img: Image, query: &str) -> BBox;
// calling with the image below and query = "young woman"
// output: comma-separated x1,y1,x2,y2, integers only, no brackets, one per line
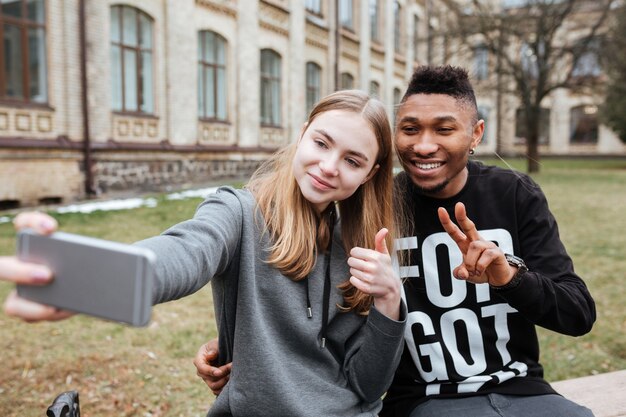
2,90,405,416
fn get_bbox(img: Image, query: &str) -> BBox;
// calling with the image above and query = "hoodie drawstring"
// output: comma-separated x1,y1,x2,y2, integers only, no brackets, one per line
305,278,313,318
304,206,336,349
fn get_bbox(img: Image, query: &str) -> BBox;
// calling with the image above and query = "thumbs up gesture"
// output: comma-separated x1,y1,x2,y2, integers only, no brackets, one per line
348,228,401,320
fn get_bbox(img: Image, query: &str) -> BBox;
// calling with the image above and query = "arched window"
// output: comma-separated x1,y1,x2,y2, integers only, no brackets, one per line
340,72,354,90
369,80,380,98
570,105,598,144
260,49,281,126
110,5,154,113
306,62,321,115
198,30,227,121
0,0,47,103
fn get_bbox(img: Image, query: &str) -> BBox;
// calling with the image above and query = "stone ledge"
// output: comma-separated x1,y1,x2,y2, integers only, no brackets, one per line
551,370,626,417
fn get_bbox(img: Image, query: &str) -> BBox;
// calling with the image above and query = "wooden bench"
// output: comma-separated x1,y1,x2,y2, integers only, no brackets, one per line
551,369,626,417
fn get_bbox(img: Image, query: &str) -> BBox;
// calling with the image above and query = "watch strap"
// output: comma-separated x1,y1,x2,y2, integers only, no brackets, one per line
490,271,524,291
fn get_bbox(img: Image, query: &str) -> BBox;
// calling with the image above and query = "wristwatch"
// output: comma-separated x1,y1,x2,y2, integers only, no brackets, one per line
491,253,528,291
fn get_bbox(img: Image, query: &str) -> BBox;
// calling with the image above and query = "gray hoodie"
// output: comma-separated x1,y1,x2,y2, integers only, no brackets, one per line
138,187,406,417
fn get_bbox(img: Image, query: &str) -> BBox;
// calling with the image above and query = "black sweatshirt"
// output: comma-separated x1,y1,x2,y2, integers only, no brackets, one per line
381,161,596,417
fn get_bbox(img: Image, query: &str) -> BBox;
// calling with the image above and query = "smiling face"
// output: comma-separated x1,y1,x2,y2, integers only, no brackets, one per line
292,109,380,214
395,93,484,199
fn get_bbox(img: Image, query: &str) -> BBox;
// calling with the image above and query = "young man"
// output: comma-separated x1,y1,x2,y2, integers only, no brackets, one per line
194,65,596,417
380,65,595,417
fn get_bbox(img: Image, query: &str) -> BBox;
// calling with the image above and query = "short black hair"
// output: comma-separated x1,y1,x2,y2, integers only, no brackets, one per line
403,65,478,119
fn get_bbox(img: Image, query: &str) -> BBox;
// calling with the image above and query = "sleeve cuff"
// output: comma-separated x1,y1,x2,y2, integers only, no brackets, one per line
367,300,407,337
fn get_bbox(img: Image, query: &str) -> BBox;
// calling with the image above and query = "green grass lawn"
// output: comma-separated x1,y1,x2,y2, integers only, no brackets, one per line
0,195,220,416
1,159,625,416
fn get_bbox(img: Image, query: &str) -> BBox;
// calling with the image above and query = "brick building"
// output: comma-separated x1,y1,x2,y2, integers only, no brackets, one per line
0,0,623,207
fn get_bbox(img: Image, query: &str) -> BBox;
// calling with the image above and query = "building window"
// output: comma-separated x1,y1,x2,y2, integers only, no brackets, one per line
369,80,380,98
572,51,601,77
569,105,598,144
305,0,322,15
394,1,401,53
260,49,281,126
110,5,154,114
369,0,379,42
393,87,402,120
340,72,354,90
413,14,420,61
515,107,550,145
198,31,227,121
306,62,321,115
473,45,488,81
339,0,353,30
477,105,490,144
572,39,601,78
520,42,540,79
0,0,47,103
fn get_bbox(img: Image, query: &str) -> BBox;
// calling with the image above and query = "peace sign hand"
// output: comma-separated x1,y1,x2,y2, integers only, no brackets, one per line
437,202,516,287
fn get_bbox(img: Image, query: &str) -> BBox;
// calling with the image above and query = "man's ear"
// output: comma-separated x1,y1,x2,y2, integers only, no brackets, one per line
472,119,485,149
361,164,380,184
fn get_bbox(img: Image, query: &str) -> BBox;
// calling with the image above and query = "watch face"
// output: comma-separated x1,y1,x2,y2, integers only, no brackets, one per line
505,253,528,273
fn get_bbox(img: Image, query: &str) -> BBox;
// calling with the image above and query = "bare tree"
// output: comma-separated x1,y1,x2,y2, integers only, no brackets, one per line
440,0,615,172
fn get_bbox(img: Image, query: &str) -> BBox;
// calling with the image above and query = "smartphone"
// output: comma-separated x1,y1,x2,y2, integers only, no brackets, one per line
16,229,156,327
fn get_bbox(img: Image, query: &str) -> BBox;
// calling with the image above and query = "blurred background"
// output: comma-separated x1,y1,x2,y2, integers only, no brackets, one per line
0,0,625,209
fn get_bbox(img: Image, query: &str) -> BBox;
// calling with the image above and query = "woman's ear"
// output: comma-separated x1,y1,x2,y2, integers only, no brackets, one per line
361,164,380,184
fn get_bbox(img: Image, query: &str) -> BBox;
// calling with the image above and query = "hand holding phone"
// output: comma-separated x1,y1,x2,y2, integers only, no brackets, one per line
16,230,155,326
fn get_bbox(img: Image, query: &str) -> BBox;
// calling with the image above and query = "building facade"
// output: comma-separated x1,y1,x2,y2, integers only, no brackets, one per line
0,0,623,207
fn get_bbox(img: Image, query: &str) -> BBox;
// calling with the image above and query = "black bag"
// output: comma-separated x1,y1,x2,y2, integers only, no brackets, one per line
46,391,80,417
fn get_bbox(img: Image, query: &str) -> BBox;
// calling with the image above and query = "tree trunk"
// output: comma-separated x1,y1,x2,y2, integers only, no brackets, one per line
526,108,541,173
527,136,540,173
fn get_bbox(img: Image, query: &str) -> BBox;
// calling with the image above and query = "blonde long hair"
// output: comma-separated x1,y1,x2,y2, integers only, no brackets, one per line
247,90,395,314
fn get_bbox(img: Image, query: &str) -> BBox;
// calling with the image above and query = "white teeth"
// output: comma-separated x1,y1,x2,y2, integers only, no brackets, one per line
415,162,442,170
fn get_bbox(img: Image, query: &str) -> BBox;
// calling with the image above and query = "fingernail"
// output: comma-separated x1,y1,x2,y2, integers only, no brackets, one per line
207,349,215,356
213,369,222,377
31,268,52,282
40,218,56,231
